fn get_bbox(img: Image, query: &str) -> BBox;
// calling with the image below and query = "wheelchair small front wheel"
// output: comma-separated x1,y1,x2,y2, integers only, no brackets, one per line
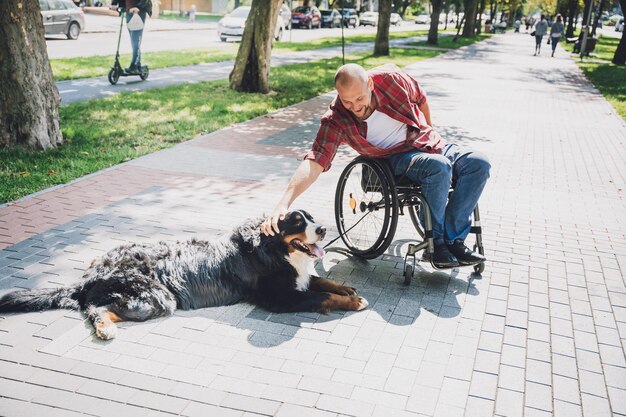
403,264,413,286
334,158,398,259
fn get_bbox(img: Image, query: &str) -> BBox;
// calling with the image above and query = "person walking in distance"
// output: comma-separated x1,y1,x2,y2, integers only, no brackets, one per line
533,14,548,56
549,14,565,57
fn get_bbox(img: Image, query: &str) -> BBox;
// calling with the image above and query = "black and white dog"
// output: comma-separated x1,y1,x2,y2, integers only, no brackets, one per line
0,210,368,340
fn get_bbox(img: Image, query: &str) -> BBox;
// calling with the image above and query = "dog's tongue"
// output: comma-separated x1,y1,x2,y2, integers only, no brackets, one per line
307,243,325,258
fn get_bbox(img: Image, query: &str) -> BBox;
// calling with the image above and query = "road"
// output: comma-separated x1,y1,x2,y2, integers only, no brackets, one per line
45,13,427,59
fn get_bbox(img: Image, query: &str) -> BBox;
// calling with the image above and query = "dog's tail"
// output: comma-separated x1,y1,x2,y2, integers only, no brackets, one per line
0,287,80,313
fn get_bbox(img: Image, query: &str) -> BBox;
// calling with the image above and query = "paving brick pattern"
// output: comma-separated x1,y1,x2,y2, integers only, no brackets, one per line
1,33,625,416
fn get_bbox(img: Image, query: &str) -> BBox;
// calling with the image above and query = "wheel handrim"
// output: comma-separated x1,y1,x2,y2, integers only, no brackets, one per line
335,161,394,256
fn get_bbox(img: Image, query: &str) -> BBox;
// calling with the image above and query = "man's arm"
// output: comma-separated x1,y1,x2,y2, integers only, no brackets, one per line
418,99,432,127
261,159,324,236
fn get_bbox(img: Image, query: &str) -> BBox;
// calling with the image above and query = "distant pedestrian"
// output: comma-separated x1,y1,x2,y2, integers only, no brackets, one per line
526,16,535,32
549,14,564,57
188,4,196,23
514,19,521,32
533,14,548,56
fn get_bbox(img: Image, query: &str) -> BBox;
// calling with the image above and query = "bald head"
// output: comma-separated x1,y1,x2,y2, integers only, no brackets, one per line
334,64,368,89
334,64,375,120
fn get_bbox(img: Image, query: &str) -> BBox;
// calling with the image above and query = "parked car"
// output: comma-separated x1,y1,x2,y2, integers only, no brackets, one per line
320,9,342,28
616,18,624,32
217,6,285,42
339,8,359,27
359,11,378,26
39,0,85,40
291,6,322,29
280,3,292,30
390,12,402,26
414,14,430,24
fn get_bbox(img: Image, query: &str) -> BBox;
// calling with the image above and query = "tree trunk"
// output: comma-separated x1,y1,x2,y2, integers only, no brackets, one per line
399,0,411,17
427,0,444,44
507,0,519,26
229,0,281,93
0,0,62,150
489,0,497,27
374,0,391,55
462,0,479,36
591,0,603,37
612,0,626,64
565,0,577,38
581,0,592,33
476,0,486,34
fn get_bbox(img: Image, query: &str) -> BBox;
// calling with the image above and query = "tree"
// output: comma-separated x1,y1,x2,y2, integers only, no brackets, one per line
462,0,479,36
229,0,282,93
428,0,445,44
0,0,62,150
591,0,604,36
476,0,487,34
612,0,626,64
564,0,580,38
397,0,419,16
374,0,392,55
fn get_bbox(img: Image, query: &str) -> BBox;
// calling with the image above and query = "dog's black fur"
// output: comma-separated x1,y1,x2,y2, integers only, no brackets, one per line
0,210,367,339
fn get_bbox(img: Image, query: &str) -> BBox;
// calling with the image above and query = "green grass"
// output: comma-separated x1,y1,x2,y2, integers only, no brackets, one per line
567,36,626,121
51,47,239,81
2,47,442,203
410,33,491,49
274,30,429,51
50,30,428,81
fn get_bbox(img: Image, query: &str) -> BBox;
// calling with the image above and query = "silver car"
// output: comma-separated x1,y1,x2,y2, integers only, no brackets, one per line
218,6,285,42
40,0,85,40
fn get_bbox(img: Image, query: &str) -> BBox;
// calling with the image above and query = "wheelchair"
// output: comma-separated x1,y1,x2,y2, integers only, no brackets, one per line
334,156,485,285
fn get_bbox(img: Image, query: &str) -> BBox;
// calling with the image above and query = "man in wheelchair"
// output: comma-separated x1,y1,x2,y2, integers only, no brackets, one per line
261,63,490,269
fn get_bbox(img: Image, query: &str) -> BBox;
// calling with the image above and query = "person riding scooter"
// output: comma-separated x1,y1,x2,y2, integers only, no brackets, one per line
111,0,152,74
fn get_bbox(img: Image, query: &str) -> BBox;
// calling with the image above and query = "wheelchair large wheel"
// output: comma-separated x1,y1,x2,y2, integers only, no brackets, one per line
334,158,398,259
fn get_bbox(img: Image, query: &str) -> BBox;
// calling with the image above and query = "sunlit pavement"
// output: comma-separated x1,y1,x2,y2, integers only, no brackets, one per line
2,32,625,417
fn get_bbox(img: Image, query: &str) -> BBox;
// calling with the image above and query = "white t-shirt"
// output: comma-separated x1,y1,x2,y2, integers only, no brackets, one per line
365,110,408,149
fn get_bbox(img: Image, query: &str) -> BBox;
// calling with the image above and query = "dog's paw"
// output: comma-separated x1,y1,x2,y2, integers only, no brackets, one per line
354,296,368,311
336,285,358,296
96,323,118,340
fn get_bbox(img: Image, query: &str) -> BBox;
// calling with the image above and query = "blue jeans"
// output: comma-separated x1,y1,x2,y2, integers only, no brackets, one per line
387,144,490,245
126,11,146,67
551,35,560,52
535,35,543,49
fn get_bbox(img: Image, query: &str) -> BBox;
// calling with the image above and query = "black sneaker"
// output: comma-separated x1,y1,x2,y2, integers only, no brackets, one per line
422,242,459,269
125,65,139,74
447,240,486,266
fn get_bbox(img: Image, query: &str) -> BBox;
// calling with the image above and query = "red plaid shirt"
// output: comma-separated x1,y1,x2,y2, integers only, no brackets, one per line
304,64,446,171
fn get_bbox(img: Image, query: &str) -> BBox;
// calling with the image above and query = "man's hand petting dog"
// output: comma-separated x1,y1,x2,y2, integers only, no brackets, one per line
261,206,288,236
0,210,368,340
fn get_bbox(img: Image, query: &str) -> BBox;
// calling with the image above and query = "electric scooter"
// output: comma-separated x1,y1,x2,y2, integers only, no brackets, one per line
108,9,149,85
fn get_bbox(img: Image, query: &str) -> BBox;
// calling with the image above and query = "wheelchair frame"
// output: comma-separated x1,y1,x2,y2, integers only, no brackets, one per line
334,156,485,285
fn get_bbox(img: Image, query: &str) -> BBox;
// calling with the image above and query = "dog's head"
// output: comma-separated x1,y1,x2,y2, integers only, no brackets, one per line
278,210,326,258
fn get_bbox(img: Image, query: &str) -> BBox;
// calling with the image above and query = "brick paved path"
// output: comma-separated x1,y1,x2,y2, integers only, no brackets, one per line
1,33,625,417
